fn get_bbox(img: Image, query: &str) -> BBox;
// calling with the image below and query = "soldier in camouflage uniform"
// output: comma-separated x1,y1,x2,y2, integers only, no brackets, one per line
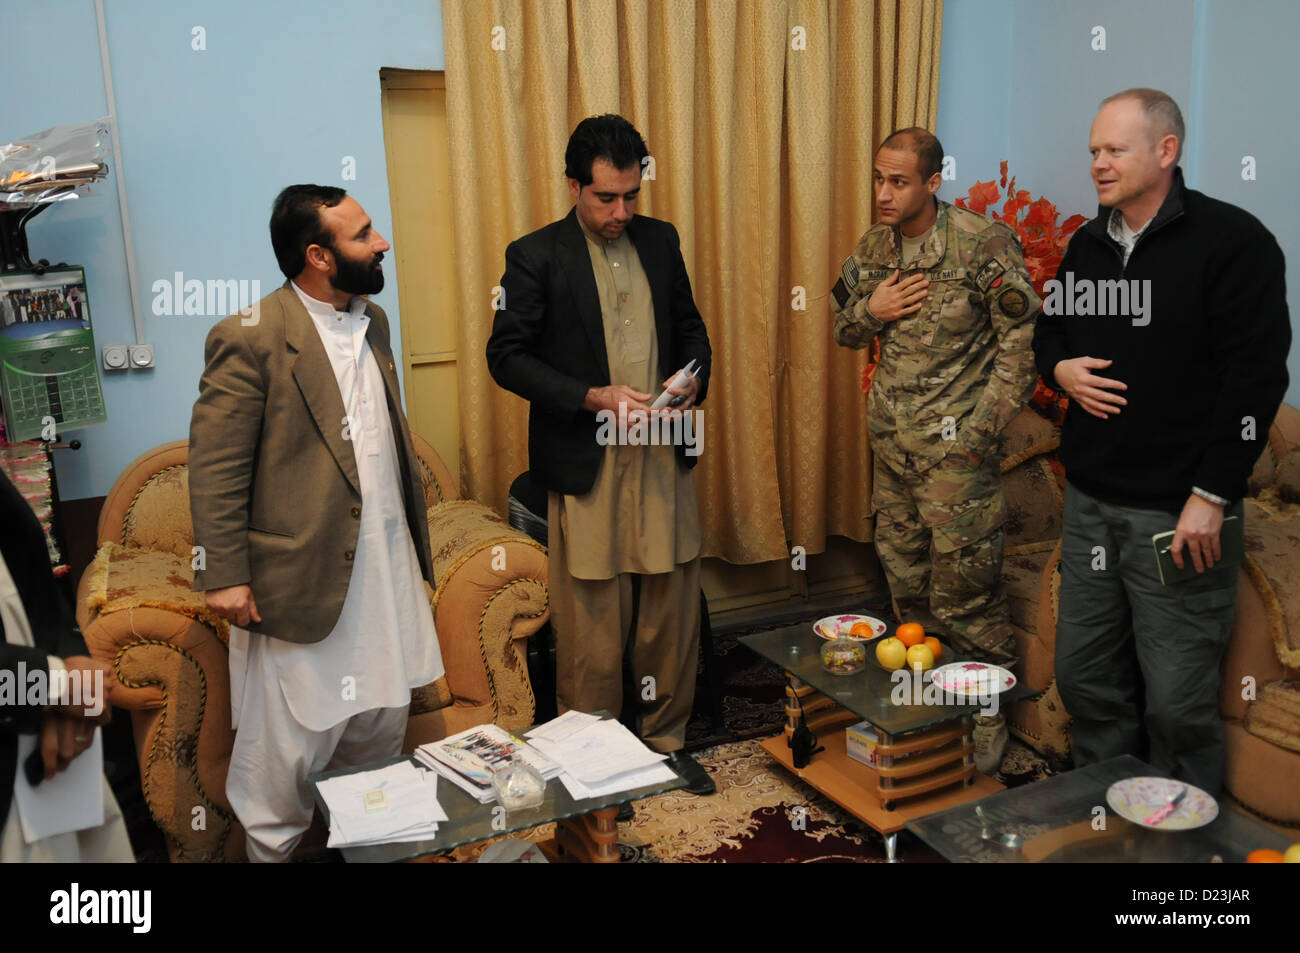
832,130,1040,769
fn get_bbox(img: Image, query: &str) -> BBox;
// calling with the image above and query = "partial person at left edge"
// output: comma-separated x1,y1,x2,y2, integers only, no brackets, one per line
2,469,133,861
189,185,444,862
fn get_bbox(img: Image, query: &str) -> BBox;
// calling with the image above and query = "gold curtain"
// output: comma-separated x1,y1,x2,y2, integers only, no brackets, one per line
444,0,941,565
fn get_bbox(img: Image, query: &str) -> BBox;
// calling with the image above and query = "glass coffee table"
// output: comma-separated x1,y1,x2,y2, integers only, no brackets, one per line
906,754,1294,862
309,715,688,863
742,621,1033,861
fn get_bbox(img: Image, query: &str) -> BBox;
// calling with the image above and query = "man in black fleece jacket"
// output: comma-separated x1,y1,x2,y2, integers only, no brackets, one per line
1032,89,1290,795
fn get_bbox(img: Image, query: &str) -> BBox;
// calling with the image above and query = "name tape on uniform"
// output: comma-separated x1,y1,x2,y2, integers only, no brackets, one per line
833,262,969,310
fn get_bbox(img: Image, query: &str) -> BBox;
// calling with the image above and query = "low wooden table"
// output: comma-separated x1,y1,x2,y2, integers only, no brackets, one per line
743,622,1030,861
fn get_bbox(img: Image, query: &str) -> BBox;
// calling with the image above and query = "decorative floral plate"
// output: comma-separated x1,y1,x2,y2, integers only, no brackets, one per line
813,614,887,641
928,661,1017,696
1105,777,1219,831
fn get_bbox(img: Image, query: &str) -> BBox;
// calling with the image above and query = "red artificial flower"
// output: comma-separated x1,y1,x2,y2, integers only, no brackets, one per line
1060,213,1087,232
1022,197,1058,228
965,179,1001,214
861,338,883,393
947,163,1089,418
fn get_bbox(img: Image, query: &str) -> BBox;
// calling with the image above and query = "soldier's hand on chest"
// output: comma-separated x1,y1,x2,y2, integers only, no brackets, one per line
867,268,930,322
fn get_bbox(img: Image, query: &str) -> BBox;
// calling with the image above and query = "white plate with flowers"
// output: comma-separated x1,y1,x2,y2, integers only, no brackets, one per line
813,614,887,641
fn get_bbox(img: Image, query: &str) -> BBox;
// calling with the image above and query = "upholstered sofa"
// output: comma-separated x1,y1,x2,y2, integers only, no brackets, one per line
994,402,1300,828
76,436,549,861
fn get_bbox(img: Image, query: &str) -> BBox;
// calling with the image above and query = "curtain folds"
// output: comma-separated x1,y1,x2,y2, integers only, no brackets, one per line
443,0,942,565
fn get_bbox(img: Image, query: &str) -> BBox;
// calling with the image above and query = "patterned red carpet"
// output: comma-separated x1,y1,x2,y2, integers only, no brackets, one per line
446,739,948,863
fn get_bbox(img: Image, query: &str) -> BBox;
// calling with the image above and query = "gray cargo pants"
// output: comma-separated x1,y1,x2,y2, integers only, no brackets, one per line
1055,482,1243,795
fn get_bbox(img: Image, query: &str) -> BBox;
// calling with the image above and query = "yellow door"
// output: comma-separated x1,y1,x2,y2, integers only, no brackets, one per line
380,69,459,489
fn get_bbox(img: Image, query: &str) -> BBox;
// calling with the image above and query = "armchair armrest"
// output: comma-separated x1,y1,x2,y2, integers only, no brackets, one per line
420,500,549,736
77,544,244,862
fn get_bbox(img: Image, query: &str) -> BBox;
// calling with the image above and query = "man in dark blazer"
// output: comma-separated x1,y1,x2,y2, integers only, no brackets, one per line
2,469,128,859
487,115,715,797
189,185,443,860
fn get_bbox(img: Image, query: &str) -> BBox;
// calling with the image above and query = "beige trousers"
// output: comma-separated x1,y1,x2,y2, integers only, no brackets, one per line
548,517,701,753
1,773,134,863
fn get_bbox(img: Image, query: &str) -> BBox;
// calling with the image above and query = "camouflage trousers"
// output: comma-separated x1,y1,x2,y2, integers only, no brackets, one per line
871,446,1017,666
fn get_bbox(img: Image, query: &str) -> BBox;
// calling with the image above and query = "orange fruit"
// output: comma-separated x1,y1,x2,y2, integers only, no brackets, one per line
923,636,942,661
1246,849,1286,863
896,622,926,647
849,621,874,639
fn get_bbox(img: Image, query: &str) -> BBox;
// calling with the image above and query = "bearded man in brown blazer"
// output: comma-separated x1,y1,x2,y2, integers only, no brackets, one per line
189,185,443,861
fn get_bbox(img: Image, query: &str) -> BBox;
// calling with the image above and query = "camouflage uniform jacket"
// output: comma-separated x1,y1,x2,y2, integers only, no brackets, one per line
832,200,1041,471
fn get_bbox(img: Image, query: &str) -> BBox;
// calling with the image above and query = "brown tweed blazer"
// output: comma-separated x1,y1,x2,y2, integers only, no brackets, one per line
188,281,433,643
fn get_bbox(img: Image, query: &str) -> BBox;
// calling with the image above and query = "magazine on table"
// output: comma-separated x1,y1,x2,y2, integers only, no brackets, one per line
414,724,562,803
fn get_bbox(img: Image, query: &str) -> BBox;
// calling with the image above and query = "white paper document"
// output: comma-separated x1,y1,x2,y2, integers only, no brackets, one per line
558,762,680,800
528,718,668,784
524,714,677,799
318,761,448,848
524,709,600,744
12,729,106,844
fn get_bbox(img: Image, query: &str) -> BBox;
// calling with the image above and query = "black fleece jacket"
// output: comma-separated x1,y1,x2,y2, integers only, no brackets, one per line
1032,169,1291,511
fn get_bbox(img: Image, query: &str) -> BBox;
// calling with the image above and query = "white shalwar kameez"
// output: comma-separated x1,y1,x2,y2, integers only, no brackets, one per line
225,282,443,862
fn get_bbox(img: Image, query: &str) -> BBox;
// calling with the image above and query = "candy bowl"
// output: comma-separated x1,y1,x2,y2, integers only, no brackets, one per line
821,636,867,675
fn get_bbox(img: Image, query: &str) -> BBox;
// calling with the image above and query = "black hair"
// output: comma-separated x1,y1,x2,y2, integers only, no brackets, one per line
878,127,945,182
270,184,347,279
564,115,649,187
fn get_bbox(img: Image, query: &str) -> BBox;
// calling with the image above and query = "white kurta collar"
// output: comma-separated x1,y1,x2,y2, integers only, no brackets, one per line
290,280,367,325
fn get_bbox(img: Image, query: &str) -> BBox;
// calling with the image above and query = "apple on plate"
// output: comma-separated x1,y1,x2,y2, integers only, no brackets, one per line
875,637,907,671
905,644,935,672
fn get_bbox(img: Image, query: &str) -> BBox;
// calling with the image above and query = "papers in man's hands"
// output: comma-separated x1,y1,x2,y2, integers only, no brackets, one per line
318,762,448,848
526,715,677,799
12,730,105,843
415,724,562,804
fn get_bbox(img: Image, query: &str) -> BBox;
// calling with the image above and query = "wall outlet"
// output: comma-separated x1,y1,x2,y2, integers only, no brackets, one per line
128,344,155,369
102,345,129,371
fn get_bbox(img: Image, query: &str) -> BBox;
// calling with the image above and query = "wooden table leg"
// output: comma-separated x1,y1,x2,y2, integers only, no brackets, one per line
540,807,622,863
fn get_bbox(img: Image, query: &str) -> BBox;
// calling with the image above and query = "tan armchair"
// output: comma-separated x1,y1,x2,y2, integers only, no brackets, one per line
76,436,549,861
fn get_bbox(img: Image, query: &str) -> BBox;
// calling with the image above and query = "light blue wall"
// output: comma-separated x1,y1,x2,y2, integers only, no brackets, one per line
1196,0,1300,412
935,0,1012,204
8,1,1297,498
1,0,444,500
937,0,1300,406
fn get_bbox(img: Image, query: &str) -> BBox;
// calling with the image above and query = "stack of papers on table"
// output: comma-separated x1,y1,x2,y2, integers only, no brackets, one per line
415,724,563,804
525,711,679,799
317,761,448,848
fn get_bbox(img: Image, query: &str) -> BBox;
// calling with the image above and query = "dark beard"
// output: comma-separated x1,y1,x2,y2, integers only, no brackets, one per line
330,245,385,296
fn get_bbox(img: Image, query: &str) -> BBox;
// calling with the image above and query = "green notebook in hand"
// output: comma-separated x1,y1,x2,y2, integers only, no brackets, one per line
1152,515,1242,586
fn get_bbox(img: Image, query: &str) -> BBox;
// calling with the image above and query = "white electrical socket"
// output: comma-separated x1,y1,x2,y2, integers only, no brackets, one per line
102,345,129,371
129,344,155,369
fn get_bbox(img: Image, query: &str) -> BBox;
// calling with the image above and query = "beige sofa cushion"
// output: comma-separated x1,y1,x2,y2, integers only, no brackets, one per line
1243,681,1300,755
